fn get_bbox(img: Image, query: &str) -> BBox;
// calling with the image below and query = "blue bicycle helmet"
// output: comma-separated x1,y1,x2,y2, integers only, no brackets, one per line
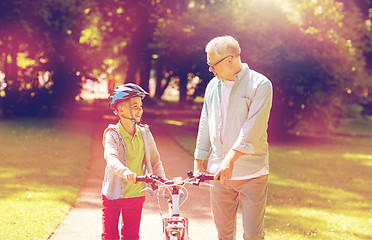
109,83,148,115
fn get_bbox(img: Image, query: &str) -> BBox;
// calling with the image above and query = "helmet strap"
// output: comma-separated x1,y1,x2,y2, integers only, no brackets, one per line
118,98,140,135
127,99,137,138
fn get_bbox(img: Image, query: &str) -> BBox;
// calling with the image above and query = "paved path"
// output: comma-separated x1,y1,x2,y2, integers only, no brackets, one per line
48,105,243,239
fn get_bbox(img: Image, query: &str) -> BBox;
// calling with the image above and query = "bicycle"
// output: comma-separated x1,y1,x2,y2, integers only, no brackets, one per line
136,171,215,240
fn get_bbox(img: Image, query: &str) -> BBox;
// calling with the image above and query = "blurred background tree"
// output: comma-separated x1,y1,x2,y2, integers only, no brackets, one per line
0,0,371,136
0,0,94,115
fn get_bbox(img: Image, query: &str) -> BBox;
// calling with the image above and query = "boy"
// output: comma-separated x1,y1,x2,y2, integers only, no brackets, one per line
101,83,166,240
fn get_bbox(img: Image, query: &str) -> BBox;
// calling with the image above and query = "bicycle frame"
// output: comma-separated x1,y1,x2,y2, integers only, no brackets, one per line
137,172,214,240
162,180,189,240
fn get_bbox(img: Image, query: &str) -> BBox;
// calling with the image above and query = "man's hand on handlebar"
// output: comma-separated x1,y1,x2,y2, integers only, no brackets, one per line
193,159,210,176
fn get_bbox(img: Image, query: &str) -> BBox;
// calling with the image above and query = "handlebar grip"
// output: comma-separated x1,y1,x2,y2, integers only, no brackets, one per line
136,176,147,182
203,174,215,181
136,174,165,184
195,173,219,182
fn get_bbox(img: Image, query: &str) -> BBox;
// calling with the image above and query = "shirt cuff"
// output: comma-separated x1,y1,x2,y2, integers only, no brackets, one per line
194,148,210,160
232,141,254,154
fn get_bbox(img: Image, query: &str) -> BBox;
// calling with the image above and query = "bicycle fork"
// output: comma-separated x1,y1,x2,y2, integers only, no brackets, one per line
162,188,189,240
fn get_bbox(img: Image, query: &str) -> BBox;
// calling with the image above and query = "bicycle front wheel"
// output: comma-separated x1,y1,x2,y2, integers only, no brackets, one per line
166,229,183,240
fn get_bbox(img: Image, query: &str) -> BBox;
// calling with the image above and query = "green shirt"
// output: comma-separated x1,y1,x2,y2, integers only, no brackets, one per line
118,122,146,198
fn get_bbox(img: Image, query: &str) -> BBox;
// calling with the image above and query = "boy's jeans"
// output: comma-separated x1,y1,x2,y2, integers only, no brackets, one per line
102,195,145,240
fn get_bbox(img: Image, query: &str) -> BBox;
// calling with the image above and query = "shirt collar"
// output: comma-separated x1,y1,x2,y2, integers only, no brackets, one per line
117,121,140,139
234,63,249,82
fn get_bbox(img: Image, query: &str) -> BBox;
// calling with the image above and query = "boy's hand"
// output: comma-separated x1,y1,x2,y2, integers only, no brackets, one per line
124,171,137,184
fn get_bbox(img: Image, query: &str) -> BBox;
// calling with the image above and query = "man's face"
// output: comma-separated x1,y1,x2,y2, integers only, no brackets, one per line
117,97,143,122
207,53,231,80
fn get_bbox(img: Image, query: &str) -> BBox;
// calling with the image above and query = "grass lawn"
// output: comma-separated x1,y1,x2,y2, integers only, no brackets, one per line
0,117,92,240
162,118,372,240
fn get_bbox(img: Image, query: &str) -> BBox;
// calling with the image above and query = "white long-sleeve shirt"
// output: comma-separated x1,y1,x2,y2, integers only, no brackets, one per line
194,64,273,178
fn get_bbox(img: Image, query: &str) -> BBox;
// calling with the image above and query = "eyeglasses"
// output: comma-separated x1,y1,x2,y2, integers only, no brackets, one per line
207,55,233,70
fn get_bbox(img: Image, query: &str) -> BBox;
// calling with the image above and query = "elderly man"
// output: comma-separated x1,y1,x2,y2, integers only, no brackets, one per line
194,35,273,240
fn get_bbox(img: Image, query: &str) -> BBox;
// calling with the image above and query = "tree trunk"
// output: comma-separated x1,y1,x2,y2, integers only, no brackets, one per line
125,53,140,84
178,69,188,108
9,49,17,82
2,36,19,116
3,36,9,82
139,52,152,93
154,63,163,99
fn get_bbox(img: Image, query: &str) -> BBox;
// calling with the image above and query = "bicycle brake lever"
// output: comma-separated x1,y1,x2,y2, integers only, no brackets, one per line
193,179,201,186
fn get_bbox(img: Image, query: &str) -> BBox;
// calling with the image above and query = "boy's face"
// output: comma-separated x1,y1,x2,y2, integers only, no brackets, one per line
117,97,143,122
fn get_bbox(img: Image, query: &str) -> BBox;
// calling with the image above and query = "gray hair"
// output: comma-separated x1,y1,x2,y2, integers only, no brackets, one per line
205,35,241,57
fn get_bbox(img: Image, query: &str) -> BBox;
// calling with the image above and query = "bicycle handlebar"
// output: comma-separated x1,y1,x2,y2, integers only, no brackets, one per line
190,172,214,182
136,174,165,183
136,171,215,186
136,171,217,213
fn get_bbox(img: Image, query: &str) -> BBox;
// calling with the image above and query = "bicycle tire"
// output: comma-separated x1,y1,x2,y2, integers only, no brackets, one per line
166,229,182,240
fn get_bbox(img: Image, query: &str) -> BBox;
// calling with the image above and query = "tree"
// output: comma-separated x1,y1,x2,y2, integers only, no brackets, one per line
156,0,372,135
87,0,179,94
153,0,237,106
1,0,370,137
0,0,33,115
0,0,95,115
259,0,371,135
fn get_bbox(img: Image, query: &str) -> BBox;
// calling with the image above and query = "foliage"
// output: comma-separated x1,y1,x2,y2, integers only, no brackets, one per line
0,0,94,116
153,1,229,105
237,0,372,135
85,0,182,93
154,0,372,133
0,0,371,133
